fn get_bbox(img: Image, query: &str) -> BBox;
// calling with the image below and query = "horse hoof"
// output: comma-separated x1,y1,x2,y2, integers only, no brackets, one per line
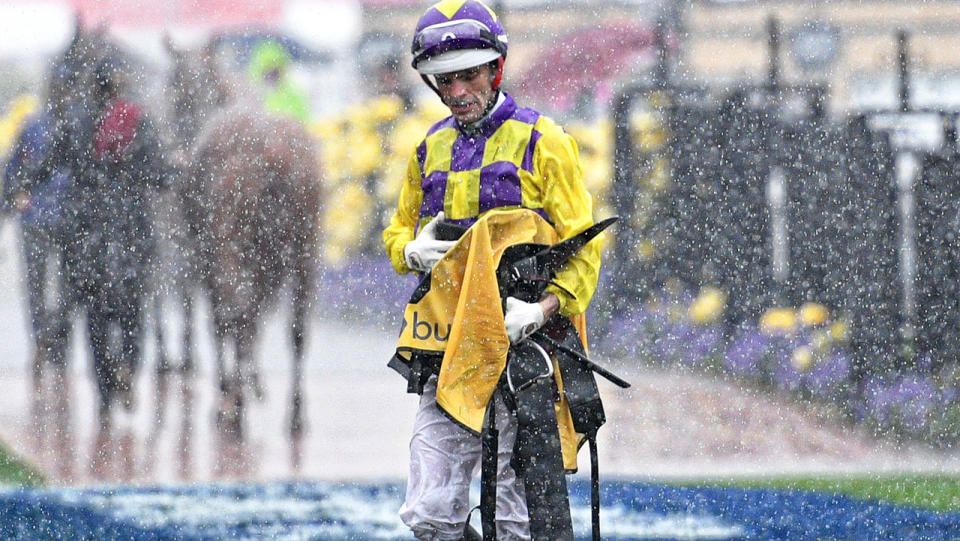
289,415,304,440
250,375,265,402
180,358,194,375
120,386,136,412
156,356,172,376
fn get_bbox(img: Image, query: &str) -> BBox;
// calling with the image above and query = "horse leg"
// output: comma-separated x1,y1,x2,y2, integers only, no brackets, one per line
91,399,113,481
237,318,263,401
22,226,49,448
87,308,114,479
181,286,195,374
153,286,171,376
177,370,195,479
118,299,143,413
50,360,74,481
288,255,310,441
212,307,229,395
226,334,246,441
44,254,74,458
213,315,244,439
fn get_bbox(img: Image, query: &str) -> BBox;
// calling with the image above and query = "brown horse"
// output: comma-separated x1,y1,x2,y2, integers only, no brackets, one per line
169,42,322,442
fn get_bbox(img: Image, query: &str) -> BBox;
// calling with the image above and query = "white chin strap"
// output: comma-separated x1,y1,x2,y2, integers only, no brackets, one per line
416,48,502,75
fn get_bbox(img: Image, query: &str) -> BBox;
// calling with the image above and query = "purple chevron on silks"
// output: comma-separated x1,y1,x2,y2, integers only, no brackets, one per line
521,129,542,172
416,92,550,227
426,116,458,137
451,136,484,171
479,161,521,212
420,170,449,219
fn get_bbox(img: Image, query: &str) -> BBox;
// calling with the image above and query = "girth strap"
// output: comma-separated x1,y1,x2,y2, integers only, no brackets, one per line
589,436,600,541
479,340,574,541
480,396,498,541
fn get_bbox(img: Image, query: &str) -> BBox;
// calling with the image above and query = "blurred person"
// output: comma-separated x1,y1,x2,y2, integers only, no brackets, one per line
382,1,604,539
2,69,73,413
246,39,311,123
1,28,107,476
0,94,41,160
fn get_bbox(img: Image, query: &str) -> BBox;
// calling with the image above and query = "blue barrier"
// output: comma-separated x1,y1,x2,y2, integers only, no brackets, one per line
1,480,959,540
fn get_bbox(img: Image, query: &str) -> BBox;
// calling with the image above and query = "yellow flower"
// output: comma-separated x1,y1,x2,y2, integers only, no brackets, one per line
760,307,796,335
810,329,831,353
799,302,829,327
321,182,372,264
791,346,814,372
636,238,655,261
367,95,403,123
688,286,726,325
829,320,850,343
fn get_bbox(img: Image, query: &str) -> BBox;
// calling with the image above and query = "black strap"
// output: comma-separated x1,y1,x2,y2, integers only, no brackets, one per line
533,330,631,389
507,341,574,541
480,396,499,541
590,436,600,541
535,216,619,271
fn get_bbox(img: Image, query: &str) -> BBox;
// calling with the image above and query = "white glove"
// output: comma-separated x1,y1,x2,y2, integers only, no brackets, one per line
504,296,546,343
404,211,456,272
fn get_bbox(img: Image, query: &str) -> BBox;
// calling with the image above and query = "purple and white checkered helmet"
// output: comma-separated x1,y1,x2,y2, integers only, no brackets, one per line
411,0,508,75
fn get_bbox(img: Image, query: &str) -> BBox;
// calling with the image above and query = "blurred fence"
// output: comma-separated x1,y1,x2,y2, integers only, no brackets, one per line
609,75,960,384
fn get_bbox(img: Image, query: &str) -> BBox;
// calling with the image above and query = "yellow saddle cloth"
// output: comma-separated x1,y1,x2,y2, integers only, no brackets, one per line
394,208,587,470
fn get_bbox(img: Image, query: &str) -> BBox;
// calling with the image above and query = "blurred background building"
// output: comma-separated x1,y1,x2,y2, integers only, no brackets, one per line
683,0,960,113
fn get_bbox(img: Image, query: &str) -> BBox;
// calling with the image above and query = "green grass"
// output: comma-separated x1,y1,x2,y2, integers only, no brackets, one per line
0,440,44,488
686,474,960,512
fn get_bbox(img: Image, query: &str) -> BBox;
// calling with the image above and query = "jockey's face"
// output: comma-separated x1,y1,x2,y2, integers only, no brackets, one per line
434,63,496,124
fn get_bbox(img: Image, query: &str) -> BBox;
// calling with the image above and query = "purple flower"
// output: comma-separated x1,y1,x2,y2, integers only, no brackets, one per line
652,322,686,362
767,335,805,391
858,374,938,435
724,329,771,376
680,325,724,366
891,375,937,433
805,351,851,398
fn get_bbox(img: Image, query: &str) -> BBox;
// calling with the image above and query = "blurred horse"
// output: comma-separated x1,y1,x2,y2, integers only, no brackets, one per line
148,39,231,380
26,23,167,479
166,40,322,442
10,22,99,480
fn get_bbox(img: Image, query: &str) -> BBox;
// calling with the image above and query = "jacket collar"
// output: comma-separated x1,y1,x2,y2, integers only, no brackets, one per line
458,91,515,138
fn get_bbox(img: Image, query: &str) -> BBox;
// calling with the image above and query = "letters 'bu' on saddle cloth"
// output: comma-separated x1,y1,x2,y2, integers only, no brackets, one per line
391,208,587,471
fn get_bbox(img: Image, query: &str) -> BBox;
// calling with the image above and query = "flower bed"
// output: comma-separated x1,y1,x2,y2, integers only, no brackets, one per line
593,284,960,447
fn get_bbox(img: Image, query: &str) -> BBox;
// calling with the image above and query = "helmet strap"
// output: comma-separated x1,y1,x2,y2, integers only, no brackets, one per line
421,73,441,97
491,56,504,90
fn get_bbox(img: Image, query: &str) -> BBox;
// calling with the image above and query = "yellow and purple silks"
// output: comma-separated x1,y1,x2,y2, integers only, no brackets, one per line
394,207,588,470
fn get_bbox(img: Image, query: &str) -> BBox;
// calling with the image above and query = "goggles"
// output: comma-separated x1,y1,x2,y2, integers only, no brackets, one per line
412,19,507,65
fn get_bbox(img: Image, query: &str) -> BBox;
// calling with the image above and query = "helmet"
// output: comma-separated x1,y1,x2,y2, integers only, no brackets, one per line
411,0,508,76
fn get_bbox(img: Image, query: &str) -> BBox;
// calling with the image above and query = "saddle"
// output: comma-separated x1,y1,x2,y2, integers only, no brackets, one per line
481,216,625,541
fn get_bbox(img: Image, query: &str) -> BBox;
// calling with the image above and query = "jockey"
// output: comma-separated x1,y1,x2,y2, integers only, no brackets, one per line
247,39,311,123
382,1,605,539
3,100,64,367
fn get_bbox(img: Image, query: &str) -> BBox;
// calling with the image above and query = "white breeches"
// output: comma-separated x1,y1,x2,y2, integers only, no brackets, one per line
399,376,531,541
